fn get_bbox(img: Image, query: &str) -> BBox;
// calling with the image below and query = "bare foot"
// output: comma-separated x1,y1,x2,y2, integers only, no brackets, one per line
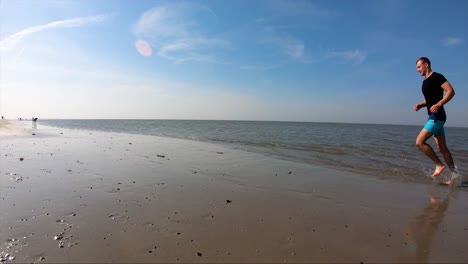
439,179,453,186
432,165,446,177
429,195,438,204
444,179,453,185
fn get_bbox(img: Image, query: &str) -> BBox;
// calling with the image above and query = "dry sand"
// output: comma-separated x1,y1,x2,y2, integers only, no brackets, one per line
1,120,467,263
0,120,30,137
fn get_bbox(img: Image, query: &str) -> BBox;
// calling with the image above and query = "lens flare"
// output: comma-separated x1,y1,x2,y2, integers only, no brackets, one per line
135,40,152,57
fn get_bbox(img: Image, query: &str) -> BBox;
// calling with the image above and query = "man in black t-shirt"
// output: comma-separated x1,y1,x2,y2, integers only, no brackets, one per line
413,57,455,180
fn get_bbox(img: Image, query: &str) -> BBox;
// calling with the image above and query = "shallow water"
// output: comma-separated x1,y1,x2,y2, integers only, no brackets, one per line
39,119,468,183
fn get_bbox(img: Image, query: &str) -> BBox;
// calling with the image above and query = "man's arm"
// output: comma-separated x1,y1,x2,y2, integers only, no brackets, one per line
430,81,455,113
413,99,426,112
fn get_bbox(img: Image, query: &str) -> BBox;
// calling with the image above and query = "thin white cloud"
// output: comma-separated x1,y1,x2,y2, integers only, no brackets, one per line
133,4,228,63
0,14,115,54
262,27,306,60
157,41,193,57
442,37,463,46
133,6,181,40
328,49,367,64
159,51,217,64
256,0,335,63
269,0,337,18
241,64,279,71
281,37,305,59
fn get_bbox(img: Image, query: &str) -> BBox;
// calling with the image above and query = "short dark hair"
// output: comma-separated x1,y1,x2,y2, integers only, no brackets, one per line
416,57,431,68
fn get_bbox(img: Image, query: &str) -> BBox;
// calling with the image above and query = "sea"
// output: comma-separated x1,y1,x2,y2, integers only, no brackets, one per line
39,119,468,184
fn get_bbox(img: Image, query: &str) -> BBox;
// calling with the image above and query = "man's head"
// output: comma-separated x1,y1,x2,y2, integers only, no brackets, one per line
416,57,431,76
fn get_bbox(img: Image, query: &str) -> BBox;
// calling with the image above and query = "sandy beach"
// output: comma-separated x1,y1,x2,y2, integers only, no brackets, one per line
1,119,467,263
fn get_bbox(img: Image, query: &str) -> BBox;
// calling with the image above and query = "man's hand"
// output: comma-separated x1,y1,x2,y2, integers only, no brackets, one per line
430,103,442,113
413,104,422,111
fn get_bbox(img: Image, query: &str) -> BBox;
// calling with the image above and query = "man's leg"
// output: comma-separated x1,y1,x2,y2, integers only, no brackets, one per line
416,129,445,176
434,135,455,170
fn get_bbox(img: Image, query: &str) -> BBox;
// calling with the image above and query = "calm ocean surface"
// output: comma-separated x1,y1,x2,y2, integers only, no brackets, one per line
40,119,468,183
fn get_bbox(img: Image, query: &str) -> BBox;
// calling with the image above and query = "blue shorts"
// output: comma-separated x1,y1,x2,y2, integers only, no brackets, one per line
423,118,445,136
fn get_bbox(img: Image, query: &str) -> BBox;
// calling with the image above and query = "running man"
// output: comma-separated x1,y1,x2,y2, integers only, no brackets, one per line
413,57,455,178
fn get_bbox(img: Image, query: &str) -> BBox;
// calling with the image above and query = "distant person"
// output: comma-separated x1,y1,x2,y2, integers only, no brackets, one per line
413,57,455,179
1,116,3,119
32,117,38,128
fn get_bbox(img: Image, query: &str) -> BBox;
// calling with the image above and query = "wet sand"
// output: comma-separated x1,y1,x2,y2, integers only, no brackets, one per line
1,120,467,263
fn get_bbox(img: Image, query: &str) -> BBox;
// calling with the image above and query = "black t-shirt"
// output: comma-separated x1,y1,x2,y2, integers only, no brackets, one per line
422,72,447,121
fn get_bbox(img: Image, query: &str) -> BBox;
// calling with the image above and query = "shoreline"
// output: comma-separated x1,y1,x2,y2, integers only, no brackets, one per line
27,119,468,186
1,121,467,262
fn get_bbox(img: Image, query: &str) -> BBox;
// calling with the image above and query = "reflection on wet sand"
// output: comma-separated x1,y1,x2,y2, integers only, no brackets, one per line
399,189,455,263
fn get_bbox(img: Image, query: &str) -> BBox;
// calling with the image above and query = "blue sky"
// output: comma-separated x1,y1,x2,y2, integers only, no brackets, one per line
0,0,467,126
